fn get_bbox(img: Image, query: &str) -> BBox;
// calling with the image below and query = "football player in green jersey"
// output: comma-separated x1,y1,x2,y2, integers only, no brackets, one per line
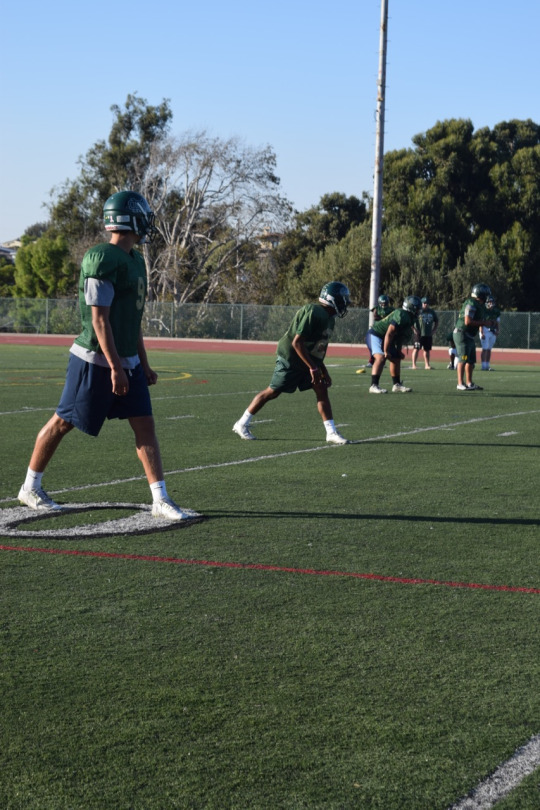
364,294,393,367
479,295,501,371
411,297,438,370
453,283,496,391
232,282,351,444
18,191,198,521
366,296,421,393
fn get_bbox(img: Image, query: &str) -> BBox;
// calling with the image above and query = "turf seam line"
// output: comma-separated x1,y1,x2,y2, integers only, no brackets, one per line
1,408,539,504
447,733,540,809
1,545,539,594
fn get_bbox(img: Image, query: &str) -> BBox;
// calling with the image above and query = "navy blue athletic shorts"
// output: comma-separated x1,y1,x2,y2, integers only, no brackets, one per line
56,354,153,436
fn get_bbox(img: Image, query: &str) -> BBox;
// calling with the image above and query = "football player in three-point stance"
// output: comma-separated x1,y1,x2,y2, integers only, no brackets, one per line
366,296,421,394
233,282,351,444
18,191,197,521
364,294,393,367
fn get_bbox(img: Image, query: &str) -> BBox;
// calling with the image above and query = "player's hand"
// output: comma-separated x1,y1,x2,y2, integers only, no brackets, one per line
112,367,129,396
146,368,158,386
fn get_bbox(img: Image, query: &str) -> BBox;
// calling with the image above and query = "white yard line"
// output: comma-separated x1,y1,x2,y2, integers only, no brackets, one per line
448,734,540,809
1,409,539,505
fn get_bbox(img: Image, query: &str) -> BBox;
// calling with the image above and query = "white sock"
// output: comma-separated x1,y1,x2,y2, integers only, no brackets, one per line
324,419,336,435
150,480,168,503
24,468,43,492
239,409,253,427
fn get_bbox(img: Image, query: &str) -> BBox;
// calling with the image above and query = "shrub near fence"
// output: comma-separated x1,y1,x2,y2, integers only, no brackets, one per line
1,298,540,349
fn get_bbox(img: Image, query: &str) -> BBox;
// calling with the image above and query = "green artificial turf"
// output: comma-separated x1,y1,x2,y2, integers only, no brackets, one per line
1,344,539,808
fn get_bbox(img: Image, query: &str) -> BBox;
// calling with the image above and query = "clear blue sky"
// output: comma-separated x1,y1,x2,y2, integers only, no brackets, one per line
1,0,539,243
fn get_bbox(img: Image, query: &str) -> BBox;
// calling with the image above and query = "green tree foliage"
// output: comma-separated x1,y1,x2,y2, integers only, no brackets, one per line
140,132,291,302
274,192,367,298
48,94,173,244
13,232,77,298
43,96,290,304
279,221,371,305
379,118,540,309
0,257,16,297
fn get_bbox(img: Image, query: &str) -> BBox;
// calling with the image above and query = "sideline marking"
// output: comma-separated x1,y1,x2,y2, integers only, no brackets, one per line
0,544,539,594
448,733,540,809
2,408,539,505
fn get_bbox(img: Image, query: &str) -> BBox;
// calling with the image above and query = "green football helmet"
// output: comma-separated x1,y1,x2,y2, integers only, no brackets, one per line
103,191,156,243
319,282,351,318
402,295,422,316
378,294,390,306
471,283,491,302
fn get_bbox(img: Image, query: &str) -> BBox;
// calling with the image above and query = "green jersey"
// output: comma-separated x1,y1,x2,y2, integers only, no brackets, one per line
485,306,501,330
369,308,418,348
74,243,147,358
277,303,335,366
418,307,438,337
371,304,393,321
455,297,487,338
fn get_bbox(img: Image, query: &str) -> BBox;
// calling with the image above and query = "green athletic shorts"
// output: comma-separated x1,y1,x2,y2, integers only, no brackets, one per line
453,329,476,365
269,356,314,393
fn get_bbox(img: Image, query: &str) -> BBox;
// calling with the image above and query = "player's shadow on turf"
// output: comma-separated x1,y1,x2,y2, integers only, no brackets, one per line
488,393,540,398
208,510,540,526
379,441,540,449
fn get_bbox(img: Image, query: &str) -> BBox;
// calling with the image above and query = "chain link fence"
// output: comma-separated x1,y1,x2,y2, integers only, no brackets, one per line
1,298,540,349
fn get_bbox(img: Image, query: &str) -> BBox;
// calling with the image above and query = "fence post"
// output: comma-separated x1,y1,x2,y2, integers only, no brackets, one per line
45,299,49,334
171,302,174,337
527,312,531,350
239,304,244,340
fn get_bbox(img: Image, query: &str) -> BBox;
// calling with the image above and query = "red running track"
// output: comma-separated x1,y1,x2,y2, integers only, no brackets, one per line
1,333,539,364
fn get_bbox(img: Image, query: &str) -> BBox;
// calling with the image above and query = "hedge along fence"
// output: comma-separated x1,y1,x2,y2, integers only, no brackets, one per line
1,298,540,350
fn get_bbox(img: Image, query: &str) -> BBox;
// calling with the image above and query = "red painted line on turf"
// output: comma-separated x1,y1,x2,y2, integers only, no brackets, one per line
1,544,539,594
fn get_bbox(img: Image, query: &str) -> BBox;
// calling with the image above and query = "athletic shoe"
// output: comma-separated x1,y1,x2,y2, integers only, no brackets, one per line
447,363,454,369
232,421,256,440
326,431,349,445
456,384,469,390
152,497,194,521
466,383,483,390
392,382,412,393
369,384,387,394
18,486,63,512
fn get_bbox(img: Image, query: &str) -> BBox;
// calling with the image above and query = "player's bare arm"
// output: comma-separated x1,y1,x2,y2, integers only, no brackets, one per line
91,306,129,395
137,329,158,386
320,361,332,387
292,334,322,385
383,323,398,358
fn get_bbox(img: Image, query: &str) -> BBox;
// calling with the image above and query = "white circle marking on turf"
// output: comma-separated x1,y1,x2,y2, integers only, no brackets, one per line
0,502,202,538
